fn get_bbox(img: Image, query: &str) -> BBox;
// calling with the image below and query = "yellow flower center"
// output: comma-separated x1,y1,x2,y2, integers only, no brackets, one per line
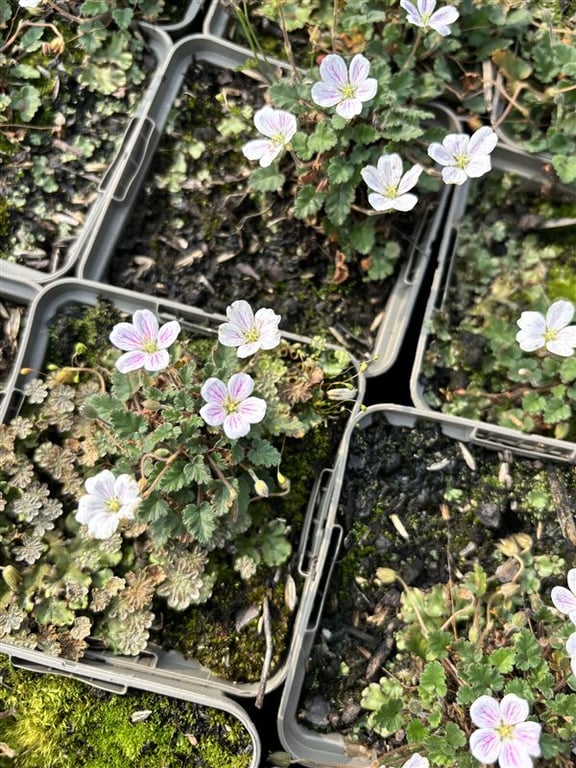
544,328,558,342
340,83,356,99
142,339,158,353
225,397,239,414
271,131,285,146
421,11,431,23
107,497,122,514
454,153,469,169
244,328,260,343
496,723,514,740
385,185,398,199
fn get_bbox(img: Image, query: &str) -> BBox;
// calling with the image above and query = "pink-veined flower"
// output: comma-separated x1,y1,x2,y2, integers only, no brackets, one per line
109,310,181,374
516,300,576,358
76,470,140,539
400,0,459,36
551,568,576,624
311,53,377,120
566,632,576,677
469,694,541,768
361,153,423,212
427,126,498,185
242,107,297,168
200,373,266,439
218,300,281,358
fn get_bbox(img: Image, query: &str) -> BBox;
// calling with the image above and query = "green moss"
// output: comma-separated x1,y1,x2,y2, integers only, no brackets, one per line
0,655,253,768
547,262,576,303
46,298,123,368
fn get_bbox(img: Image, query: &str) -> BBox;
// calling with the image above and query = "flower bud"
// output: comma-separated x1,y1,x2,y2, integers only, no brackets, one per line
326,387,357,401
254,478,270,498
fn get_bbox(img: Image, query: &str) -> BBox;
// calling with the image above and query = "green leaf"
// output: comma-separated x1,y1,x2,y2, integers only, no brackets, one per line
426,630,453,661
348,219,375,255
249,166,285,192
160,460,190,492
79,64,126,95
11,85,41,122
325,184,355,226
247,439,281,467
80,0,108,14
489,647,516,673
560,355,576,384
112,7,134,29
366,698,404,737
184,455,211,485
261,520,292,566
110,411,148,440
552,154,576,184
405,718,428,743
513,629,541,671
418,660,447,705
521,391,546,414
293,185,325,219
366,241,401,281
182,502,216,545
307,122,338,154
543,397,570,424
327,156,355,185
11,64,41,80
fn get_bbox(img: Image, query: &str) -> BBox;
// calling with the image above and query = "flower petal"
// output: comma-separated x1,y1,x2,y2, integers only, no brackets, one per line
397,163,423,194
226,300,254,331
470,695,501,728
499,736,537,768
132,310,159,343
377,153,403,187
254,106,282,138
238,396,267,424
348,54,371,86
144,349,170,371
402,755,429,768
228,372,254,400
199,402,226,427
367,192,396,211
465,155,492,179
318,54,349,88
516,311,546,334
500,693,529,726
515,329,545,353
354,78,378,103
511,722,542,758
242,138,274,163
546,299,575,331
361,165,383,193
546,329,576,356
157,320,181,349
469,728,501,764
201,377,228,406
551,585,576,617
468,126,498,157
237,341,262,358
218,323,246,348
223,412,251,439
392,193,419,211
441,166,468,185
115,351,148,373
87,511,119,540
109,321,144,351
84,469,116,500
311,82,342,108
568,568,576,595
336,97,362,120
427,141,456,166
566,631,576,655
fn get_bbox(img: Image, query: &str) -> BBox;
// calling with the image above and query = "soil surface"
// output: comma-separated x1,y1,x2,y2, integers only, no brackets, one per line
298,411,576,750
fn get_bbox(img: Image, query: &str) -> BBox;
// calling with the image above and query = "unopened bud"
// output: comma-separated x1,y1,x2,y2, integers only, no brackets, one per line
276,469,290,491
375,567,397,585
326,387,357,401
254,478,269,498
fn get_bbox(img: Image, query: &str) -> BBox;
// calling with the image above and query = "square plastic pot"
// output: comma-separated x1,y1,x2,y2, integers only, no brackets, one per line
277,403,576,767
0,642,261,768
409,143,576,442
0,277,364,699
0,25,173,288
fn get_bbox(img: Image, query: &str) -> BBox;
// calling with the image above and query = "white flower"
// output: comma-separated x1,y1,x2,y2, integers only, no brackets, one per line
361,153,423,212
109,310,181,373
218,300,281,358
551,568,576,624
427,126,498,185
469,694,541,768
516,300,576,357
311,53,377,120
400,0,459,36
19,0,41,8
242,107,297,168
200,373,266,439
76,470,141,539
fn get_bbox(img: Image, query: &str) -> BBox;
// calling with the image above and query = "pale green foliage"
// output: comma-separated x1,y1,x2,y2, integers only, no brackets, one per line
0,303,354,659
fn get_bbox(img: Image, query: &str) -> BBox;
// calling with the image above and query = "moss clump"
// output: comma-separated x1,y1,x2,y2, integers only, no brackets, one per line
46,298,123,368
0,654,253,768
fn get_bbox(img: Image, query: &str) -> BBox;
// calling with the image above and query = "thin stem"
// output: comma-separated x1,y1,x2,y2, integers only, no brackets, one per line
142,448,183,498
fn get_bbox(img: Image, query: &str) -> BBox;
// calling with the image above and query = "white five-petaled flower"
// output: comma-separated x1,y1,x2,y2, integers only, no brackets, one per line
427,126,498,185
218,300,281,358
109,309,181,373
400,0,459,36
361,153,423,212
551,567,576,624
516,300,576,358
401,755,429,768
242,107,297,168
200,373,266,440
469,694,542,768
76,470,141,539
311,53,377,120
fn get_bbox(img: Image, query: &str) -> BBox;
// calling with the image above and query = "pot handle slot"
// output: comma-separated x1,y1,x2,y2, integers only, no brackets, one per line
470,427,576,462
8,658,128,694
297,468,333,579
306,522,343,633
98,116,156,202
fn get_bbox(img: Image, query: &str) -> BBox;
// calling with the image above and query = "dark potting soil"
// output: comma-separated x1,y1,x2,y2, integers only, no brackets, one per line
108,60,429,363
298,412,576,743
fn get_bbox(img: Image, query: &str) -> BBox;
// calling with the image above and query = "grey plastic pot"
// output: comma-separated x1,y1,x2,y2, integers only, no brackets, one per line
0,26,173,288
0,642,261,768
152,0,205,39
409,143,576,431
0,273,41,397
277,402,576,768
0,277,364,699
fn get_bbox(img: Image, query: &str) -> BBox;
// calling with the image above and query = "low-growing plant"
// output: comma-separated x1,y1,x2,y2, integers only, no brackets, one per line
0,298,356,661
